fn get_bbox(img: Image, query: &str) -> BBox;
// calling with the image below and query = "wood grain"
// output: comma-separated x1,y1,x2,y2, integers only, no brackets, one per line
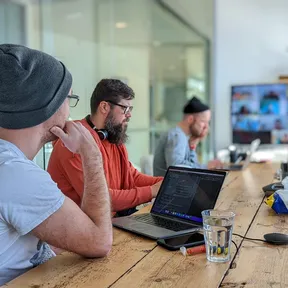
110,164,276,288
3,164,276,288
4,209,156,288
221,193,288,287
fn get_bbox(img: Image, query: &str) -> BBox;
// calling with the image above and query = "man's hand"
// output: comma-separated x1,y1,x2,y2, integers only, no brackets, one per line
199,128,209,140
50,121,98,154
189,128,209,150
34,122,112,258
207,159,223,169
189,136,200,150
151,180,163,198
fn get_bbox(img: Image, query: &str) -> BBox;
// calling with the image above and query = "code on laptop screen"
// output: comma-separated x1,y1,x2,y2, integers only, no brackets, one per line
151,168,225,222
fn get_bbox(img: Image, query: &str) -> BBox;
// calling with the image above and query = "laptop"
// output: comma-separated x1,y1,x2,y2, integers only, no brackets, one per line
223,138,261,171
112,166,227,239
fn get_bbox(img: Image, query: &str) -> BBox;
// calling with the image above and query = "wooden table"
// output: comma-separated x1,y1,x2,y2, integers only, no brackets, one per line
4,163,288,288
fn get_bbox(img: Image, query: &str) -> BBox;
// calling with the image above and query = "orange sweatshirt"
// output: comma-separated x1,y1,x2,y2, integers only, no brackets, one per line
47,118,163,212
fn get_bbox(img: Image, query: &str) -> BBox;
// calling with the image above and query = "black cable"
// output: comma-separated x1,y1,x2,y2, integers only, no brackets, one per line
231,240,239,256
228,240,239,270
233,233,266,243
231,240,238,250
228,234,266,270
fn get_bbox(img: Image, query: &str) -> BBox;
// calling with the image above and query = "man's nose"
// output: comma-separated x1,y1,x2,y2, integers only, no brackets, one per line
126,111,132,118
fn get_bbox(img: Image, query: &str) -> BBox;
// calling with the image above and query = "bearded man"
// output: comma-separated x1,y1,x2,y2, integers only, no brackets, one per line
48,79,163,216
153,96,223,177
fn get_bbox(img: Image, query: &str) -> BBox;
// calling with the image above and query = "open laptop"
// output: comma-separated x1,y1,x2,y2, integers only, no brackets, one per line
112,166,227,239
222,138,261,171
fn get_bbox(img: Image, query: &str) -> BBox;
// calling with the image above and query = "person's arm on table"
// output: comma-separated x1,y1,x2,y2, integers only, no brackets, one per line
32,122,112,258
54,149,160,212
109,182,162,212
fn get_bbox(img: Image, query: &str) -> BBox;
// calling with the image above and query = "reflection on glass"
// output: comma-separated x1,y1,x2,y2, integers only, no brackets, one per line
1,0,210,169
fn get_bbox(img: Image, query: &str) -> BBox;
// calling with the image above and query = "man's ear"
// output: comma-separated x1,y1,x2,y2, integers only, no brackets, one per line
99,101,110,115
187,114,194,124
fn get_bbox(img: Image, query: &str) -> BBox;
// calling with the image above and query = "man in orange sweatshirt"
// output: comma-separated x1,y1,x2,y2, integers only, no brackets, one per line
47,79,163,215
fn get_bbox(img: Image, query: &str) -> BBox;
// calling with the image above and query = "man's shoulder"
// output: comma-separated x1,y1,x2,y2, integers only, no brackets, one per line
77,118,103,146
0,147,33,170
168,126,183,133
48,140,81,174
0,141,47,185
0,154,57,203
0,154,49,181
50,140,76,164
0,151,61,193
167,126,186,139
116,143,128,154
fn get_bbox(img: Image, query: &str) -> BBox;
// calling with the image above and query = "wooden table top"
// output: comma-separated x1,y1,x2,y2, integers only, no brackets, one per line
4,163,286,288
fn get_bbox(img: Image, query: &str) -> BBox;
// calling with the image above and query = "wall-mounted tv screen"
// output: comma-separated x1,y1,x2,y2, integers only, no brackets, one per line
231,83,288,144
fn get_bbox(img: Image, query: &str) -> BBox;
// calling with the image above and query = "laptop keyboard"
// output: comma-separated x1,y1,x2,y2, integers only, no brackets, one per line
132,214,196,232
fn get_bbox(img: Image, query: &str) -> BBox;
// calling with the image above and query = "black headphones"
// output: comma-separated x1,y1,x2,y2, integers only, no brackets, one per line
85,115,108,141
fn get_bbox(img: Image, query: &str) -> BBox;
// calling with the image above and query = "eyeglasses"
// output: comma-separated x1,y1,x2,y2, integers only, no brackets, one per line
106,100,133,115
67,94,80,108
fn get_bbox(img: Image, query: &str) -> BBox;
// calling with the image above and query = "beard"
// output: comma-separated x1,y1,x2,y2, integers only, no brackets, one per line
41,123,64,145
189,123,202,137
104,111,129,145
41,103,69,145
41,121,65,144
42,132,57,144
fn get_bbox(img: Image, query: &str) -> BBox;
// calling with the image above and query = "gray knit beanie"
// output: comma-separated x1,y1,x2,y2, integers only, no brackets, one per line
0,44,72,129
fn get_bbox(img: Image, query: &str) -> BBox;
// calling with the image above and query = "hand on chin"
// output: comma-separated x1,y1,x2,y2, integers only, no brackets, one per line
199,131,207,139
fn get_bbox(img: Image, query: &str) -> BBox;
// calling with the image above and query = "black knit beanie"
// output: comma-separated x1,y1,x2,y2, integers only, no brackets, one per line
183,96,209,114
0,44,72,129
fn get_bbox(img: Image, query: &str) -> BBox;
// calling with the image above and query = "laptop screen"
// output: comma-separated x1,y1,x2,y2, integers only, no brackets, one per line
151,167,226,223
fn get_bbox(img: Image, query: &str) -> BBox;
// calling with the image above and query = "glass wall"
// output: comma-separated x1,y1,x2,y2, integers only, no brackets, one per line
0,1,26,45
1,0,210,172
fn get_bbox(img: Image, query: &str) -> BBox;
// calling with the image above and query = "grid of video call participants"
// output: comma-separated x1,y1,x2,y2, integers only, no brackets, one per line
231,83,288,144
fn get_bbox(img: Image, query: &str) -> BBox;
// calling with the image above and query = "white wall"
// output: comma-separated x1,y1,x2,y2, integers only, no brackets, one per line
214,0,288,151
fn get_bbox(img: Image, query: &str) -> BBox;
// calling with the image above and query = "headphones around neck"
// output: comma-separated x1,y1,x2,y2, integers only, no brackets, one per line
85,115,108,141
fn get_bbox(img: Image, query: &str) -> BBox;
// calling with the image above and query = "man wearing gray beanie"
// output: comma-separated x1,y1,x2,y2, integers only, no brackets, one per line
0,44,112,285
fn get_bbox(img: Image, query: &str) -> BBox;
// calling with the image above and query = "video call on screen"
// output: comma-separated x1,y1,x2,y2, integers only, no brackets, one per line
152,169,224,218
231,83,288,144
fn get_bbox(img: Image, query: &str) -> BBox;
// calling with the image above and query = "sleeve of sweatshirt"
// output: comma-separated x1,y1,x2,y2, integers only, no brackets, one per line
55,144,157,212
130,162,163,186
109,146,163,212
54,146,85,199
165,130,203,169
109,163,163,212
109,186,152,212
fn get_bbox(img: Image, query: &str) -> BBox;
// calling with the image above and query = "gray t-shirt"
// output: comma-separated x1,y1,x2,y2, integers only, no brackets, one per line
0,139,65,285
153,126,205,176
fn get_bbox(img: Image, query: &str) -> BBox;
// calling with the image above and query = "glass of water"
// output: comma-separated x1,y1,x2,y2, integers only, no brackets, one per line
201,210,235,263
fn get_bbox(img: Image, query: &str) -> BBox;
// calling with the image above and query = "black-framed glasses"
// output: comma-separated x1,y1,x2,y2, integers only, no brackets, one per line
106,100,133,115
68,94,80,108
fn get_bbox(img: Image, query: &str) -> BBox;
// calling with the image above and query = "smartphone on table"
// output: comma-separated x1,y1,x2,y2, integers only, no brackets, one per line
157,232,205,251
